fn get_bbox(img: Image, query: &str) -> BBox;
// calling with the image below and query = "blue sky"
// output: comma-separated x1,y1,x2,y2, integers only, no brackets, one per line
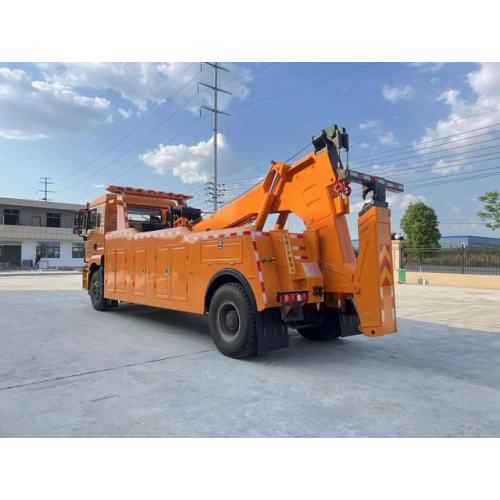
1,62,499,237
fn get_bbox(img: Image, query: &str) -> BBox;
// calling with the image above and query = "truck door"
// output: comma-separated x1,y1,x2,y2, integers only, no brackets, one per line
133,247,146,296
115,249,126,294
170,246,187,301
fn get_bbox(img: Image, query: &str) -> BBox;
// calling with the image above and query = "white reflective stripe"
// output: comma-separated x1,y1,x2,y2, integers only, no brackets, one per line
250,232,268,306
381,309,385,323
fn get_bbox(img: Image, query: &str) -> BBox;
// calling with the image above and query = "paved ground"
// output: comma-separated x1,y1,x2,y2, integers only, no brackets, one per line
1,274,499,437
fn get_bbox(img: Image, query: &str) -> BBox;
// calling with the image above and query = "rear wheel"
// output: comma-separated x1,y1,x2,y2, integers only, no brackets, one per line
89,268,117,311
208,283,257,359
296,307,341,341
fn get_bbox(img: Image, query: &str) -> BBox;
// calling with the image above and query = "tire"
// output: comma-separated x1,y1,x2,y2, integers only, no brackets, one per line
89,268,116,311
208,282,257,359
296,307,341,341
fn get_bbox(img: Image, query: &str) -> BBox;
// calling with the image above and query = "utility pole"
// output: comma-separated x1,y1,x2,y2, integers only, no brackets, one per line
199,62,231,212
38,177,54,201
204,181,226,210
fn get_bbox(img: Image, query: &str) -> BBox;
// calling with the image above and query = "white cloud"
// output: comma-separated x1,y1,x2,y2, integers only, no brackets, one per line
0,67,113,140
382,84,414,103
349,188,424,215
415,63,500,175
118,108,132,119
371,164,398,176
359,120,397,145
0,62,255,141
379,131,396,145
406,62,445,73
38,62,253,113
359,119,379,132
387,192,425,210
140,133,244,185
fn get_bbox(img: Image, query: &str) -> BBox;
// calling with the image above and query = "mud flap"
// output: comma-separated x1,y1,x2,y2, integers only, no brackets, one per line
255,307,289,354
339,298,362,337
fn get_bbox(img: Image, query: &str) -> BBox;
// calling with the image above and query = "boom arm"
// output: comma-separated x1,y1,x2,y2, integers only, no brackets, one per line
193,125,404,336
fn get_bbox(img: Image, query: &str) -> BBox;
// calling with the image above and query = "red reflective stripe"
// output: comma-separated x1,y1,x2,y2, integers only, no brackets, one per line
243,230,251,235
256,261,262,272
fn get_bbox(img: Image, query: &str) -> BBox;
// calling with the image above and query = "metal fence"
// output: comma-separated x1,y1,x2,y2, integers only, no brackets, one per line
403,246,500,275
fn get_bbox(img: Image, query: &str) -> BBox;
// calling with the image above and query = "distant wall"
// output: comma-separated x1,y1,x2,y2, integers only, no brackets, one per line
401,271,500,290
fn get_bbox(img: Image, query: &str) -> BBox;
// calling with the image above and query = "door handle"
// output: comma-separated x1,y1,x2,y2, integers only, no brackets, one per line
164,268,170,275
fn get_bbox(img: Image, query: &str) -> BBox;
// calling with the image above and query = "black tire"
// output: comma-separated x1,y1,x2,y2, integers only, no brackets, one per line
296,307,341,341
89,268,115,311
208,282,257,359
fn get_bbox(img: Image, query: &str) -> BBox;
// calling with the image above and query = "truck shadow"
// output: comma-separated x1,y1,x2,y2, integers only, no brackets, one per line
106,304,500,389
111,302,210,339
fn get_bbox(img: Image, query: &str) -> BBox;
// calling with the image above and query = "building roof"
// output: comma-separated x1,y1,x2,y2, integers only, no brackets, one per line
0,196,84,211
441,235,500,241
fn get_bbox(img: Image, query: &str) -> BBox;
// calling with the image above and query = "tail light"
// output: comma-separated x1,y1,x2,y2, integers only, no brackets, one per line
279,291,309,305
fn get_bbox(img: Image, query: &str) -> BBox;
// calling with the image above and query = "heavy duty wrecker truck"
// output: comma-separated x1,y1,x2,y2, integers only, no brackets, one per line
74,125,404,358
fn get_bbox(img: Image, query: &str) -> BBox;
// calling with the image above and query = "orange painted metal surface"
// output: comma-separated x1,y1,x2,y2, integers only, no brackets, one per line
81,148,398,336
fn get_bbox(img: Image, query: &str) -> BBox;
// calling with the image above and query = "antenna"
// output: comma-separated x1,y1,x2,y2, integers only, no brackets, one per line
38,177,54,201
199,62,231,212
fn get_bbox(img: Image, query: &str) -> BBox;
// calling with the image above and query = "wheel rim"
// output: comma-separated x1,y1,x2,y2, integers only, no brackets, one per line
217,301,241,342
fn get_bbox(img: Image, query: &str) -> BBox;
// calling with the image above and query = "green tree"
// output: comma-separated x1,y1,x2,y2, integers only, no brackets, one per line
400,202,441,248
478,190,500,230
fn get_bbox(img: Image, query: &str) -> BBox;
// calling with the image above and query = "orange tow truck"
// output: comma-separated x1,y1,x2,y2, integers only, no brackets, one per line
74,125,404,358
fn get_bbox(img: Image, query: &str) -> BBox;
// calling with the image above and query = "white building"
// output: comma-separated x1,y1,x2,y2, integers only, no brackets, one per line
0,197,85,269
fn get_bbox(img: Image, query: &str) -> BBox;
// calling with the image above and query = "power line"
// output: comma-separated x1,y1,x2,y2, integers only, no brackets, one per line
73,116,203,201
367,146,500,179
405,165,500,186
378,152,500,180
229,63,378,112
351,108,500,160
355,127,500,168
58,93,200,194
406,170,500,190
57,64,203,184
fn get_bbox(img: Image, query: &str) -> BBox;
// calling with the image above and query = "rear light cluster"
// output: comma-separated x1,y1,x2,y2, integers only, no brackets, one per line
279,291,309,305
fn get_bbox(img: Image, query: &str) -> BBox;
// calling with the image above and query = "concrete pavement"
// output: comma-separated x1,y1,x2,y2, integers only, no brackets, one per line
0,275,499,437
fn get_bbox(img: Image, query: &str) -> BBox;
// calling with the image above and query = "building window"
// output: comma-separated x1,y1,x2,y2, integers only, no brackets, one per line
3,209,20,225
72,242,84,258
32,216,42,226
47,212,61,228
36,241,60,258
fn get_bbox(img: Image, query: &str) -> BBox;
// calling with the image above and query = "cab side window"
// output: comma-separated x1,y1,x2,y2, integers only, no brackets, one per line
89,209,100,229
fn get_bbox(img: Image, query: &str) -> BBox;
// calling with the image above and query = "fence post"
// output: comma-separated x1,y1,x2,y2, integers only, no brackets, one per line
461,243,466,274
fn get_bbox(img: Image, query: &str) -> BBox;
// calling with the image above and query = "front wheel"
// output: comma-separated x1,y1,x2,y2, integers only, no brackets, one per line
208,283,257,359
89,268,117,311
